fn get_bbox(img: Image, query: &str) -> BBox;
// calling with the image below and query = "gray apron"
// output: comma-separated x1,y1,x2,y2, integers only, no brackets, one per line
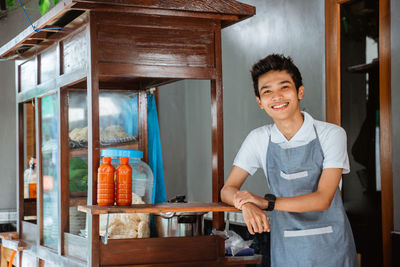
266,126,358,267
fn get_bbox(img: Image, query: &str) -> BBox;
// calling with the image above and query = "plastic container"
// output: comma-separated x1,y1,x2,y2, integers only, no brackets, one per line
101,149,153,204
116,157,132,206
97,157,115,206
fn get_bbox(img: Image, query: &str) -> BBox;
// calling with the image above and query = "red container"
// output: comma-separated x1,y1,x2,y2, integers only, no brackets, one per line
116,157,132,206
97,157,115,206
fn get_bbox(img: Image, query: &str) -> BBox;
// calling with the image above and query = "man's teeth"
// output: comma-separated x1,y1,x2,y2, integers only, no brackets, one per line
272,103,288,109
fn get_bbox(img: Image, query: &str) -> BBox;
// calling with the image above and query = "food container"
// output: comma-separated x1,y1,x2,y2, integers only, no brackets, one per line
154,212,206,237
154,195,205,237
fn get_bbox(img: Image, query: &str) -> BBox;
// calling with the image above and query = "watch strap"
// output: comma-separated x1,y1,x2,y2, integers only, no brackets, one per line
264,193,276,211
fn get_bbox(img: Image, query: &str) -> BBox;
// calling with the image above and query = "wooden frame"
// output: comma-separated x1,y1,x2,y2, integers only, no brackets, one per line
325,0,393,266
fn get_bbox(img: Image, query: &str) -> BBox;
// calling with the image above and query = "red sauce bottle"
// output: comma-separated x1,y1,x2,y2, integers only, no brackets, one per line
97,157,115,206
116,157,132,206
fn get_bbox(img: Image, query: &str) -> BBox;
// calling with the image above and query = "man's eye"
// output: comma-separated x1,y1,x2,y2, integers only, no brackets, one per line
263,90,271,94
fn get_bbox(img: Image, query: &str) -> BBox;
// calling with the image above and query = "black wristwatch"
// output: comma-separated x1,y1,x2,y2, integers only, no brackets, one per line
264,194,276,211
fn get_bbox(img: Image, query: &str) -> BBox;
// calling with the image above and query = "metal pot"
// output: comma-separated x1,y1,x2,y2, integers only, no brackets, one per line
154,212,206,237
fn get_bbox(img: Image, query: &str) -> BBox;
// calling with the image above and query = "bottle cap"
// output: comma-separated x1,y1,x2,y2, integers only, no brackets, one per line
120,157,129,164
101,148,143,159
102,157,112,163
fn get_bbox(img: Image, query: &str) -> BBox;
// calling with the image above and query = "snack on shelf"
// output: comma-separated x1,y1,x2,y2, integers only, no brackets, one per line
101,125,130,140
69,125,136,147
99,193,150,239
69,126,88,142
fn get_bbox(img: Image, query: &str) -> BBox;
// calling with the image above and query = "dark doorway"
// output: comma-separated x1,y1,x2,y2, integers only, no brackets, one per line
340,1,383,266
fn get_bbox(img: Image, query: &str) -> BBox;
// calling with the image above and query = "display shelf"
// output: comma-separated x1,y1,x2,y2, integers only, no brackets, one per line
69,196,87,207
0,238,27,251
78,202,238,215
69,140,139,157
0,232,18,240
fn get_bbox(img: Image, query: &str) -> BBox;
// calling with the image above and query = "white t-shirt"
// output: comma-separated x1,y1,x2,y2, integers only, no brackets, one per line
233,112,350,182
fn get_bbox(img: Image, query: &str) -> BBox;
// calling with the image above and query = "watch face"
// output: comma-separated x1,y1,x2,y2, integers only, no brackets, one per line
265,194,275,201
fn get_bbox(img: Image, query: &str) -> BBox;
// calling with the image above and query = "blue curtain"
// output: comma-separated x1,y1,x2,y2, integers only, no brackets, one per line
147,94,167,203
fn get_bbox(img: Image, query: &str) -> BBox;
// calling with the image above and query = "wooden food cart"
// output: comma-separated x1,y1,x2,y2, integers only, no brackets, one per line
0,0,256,266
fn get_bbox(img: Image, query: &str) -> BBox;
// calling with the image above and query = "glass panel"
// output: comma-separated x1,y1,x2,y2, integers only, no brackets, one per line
63,29,88,74
40,47,57,84
99,92,138,148
20,59,37,92
41,93,59,249
68,91,139,150
23,101,37,222
68,91,88,236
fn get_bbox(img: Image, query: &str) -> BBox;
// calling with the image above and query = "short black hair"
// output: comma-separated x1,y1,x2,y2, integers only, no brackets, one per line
250,54,303,98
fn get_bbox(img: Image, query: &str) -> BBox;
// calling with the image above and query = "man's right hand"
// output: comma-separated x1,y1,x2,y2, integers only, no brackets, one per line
233,190,268,210
241,203,270,235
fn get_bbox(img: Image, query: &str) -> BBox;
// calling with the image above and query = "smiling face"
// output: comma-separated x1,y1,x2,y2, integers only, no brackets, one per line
256,70,304,123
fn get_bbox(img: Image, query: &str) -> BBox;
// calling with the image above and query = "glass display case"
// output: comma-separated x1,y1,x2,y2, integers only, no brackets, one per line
68,91,138,154
0,1,255,266
67,90,140,235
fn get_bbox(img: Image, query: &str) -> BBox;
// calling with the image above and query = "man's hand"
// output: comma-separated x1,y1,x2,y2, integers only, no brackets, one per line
241,203,270,235
233,190,268,210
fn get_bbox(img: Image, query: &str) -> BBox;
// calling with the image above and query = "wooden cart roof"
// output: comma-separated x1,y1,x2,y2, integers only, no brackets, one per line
0,0,255,60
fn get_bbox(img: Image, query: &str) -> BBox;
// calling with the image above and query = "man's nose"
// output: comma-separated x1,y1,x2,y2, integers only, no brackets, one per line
271,91,283,101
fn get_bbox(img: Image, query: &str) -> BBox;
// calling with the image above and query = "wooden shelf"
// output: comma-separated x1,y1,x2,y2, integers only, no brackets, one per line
69,141,139,157
77,202,238,215
1,238,27,251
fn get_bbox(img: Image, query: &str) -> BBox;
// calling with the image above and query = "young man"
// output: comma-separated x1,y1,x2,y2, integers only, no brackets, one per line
221,54,358,266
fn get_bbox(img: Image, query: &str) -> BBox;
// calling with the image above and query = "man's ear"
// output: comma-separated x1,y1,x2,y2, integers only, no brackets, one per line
298,86,305,100
256,97,263,109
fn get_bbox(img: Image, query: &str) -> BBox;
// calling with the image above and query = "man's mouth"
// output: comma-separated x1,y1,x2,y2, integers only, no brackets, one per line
271,103,289,109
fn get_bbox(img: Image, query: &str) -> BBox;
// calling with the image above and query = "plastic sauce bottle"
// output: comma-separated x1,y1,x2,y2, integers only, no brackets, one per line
24,158,37,199
97,157,115,206
28,158,37,198
116,157,132,206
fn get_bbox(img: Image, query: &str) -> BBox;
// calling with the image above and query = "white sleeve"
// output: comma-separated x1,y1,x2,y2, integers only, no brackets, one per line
321,126,350,174
233,130,263,176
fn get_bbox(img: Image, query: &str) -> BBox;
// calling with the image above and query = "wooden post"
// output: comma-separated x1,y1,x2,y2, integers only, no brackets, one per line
325,0,342,126
139,91,148,164
36,97,44,247
211,22,224,231
379,0,393,266
59,88,70,255
16,102,24,236
87,13,100,267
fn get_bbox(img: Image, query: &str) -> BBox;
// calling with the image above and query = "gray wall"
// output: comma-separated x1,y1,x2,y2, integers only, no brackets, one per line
391,0,400,231
0,0,41,210
157,81,188,199
159,0,325,202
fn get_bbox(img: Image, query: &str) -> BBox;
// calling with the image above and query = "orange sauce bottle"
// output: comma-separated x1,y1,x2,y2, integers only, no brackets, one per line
97,157,115,206
116,157,132,206
29,183,37,199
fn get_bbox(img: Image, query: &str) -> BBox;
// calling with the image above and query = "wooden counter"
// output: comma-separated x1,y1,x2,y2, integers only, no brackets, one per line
78,202,238,214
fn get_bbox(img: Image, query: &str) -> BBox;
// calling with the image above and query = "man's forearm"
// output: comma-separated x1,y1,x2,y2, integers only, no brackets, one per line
275,191,332,212
220,185,240,206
